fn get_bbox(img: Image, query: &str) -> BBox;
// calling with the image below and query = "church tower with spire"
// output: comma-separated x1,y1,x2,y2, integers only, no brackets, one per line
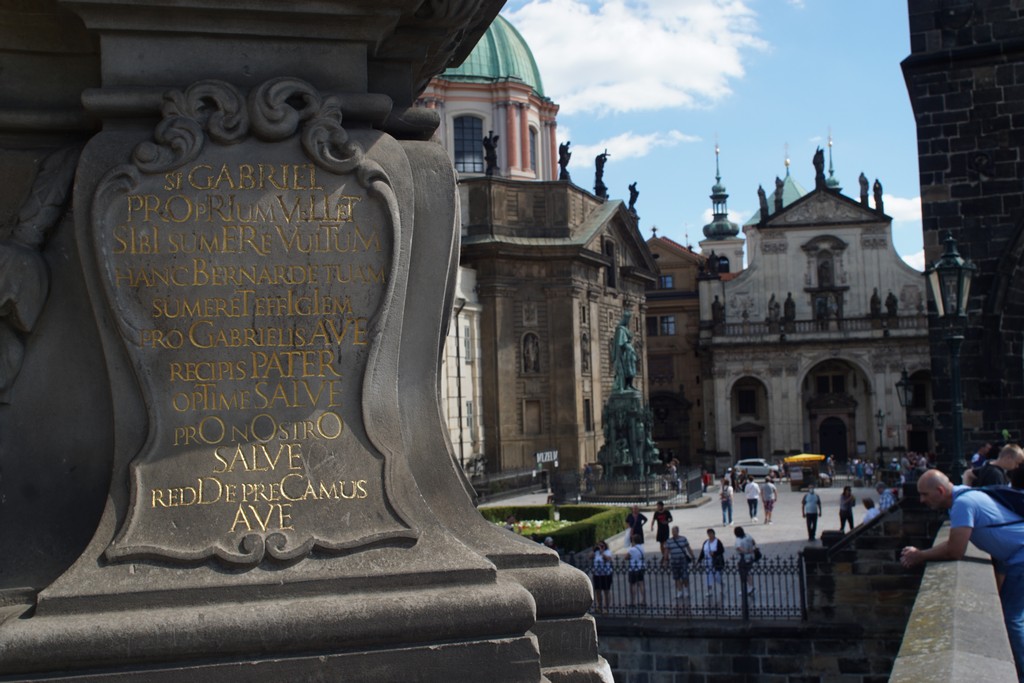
698,145,745,273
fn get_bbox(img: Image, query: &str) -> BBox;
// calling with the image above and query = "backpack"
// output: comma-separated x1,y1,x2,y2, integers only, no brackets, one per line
974,485,1024,525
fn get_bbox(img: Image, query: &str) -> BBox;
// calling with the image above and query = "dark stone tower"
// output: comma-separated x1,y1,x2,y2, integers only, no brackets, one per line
903,0,1024,455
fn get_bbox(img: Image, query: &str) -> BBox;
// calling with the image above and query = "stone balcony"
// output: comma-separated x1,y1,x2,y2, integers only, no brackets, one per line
703,314,929,346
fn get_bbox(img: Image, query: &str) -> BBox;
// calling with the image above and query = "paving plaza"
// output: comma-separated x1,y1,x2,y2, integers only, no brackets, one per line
486,479,889,619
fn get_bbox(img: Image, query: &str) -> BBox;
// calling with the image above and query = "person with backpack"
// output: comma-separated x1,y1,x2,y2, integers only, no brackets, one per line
734,526,759,597
666,526,695,602
901,469,1024,680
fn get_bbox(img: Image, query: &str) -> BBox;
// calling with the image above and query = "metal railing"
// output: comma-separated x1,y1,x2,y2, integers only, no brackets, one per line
567,555,807,621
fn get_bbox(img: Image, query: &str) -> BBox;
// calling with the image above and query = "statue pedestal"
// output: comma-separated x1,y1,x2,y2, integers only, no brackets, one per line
597,389,659,481
0,3,609,681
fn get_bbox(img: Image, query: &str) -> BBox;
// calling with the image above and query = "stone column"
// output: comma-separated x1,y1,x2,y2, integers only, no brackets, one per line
504,101,518,171
547,120,558,180
0,2,609,680
519,102,529,173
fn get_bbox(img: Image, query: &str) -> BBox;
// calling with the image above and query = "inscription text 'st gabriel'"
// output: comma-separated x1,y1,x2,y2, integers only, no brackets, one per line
93,78,418,565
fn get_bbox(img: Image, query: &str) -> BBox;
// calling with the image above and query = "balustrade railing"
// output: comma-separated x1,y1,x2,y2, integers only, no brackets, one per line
566,555,807,621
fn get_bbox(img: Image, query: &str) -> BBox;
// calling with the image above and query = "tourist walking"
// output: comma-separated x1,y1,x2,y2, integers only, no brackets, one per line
667,526,695,603
624,534,647,609
720,477,734,526
838,486,856,533
698,528,725,604
589,540,613,613
802,485,822,541
624,504,647,544
734,526,758,596
650,500,673,564
761,477,777,524
745,478,761,522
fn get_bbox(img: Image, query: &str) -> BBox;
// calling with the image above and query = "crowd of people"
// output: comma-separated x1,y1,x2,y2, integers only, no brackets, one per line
579,441,1024,679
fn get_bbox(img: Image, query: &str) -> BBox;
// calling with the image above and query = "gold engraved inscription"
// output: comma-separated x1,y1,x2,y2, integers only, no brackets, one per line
109,157,390,540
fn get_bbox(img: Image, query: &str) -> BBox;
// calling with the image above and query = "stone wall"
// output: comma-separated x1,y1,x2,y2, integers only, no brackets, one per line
890,524,1016,681
903,0,1024,448
598,490,943,682
598,623,895,683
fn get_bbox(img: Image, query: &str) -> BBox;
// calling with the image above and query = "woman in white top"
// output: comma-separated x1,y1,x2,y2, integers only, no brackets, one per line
624,534,647,609
590,540,614,613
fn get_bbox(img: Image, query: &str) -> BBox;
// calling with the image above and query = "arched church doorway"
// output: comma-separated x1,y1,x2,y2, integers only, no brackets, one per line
819,417,848,460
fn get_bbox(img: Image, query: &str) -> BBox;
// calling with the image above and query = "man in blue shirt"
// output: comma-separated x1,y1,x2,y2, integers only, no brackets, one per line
901,469,1024,680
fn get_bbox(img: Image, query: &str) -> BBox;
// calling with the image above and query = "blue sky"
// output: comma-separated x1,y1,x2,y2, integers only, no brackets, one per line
502,0,924,269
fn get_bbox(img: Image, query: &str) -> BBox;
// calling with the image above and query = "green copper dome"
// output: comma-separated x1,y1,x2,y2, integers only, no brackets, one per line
441,15,545,97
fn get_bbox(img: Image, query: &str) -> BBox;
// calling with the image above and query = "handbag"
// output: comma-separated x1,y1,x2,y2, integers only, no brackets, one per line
753,546,762,562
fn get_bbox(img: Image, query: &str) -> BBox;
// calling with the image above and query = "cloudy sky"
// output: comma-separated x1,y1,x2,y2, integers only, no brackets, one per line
502,0,924,269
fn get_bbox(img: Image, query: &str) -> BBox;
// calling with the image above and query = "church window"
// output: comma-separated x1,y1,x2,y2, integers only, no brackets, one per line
528,127,537,171
738,389,757,416
584,398,593,432
718,255,730,273
453,116,484,173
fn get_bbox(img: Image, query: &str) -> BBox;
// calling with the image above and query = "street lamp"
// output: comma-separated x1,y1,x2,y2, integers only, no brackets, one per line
925,231,976,483
895,368,913,410
875,409,886,462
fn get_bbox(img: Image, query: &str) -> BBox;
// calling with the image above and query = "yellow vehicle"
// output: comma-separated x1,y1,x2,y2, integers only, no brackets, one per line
784,454,828,491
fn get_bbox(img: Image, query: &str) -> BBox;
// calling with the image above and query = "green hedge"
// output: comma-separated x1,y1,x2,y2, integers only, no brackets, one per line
478,505,627,553
478,505,553,523
556,505,622,522
546,508,628,553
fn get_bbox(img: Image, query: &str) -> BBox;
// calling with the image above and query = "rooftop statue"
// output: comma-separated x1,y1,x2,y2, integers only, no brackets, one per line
558,140,571,180
594,149,609,199
627,181,639,214
813,147,826,189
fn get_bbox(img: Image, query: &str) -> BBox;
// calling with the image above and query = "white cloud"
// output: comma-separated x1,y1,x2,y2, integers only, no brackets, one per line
883,194,922,222
570,129,700,168
901,249,925,271
504,0,768,115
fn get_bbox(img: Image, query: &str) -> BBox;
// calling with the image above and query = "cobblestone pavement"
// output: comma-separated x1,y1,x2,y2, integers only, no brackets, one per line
483,478,889,563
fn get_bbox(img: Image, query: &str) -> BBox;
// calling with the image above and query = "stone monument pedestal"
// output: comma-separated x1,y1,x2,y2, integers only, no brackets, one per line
0,2,609,680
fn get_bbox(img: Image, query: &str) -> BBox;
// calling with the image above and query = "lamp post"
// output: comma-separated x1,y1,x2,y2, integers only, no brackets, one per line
875,409,886,462
925,232,976,484
895,368,913,450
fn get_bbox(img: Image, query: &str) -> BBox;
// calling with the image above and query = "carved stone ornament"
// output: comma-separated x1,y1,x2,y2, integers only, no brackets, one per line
762,239,788,254
779,193,871,225
91,79,417,565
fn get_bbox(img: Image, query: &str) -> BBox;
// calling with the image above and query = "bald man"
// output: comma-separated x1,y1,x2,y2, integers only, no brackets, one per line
901,469,1024,680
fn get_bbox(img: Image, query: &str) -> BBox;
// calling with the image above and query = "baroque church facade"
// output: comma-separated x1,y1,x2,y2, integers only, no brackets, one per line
420,16,657,475
697,156,933,463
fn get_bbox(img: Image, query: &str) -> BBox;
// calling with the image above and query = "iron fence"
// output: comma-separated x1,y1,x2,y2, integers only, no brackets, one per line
567,554,806,621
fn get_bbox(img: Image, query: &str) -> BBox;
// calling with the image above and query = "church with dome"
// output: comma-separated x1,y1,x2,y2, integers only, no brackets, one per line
419,15,657,478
